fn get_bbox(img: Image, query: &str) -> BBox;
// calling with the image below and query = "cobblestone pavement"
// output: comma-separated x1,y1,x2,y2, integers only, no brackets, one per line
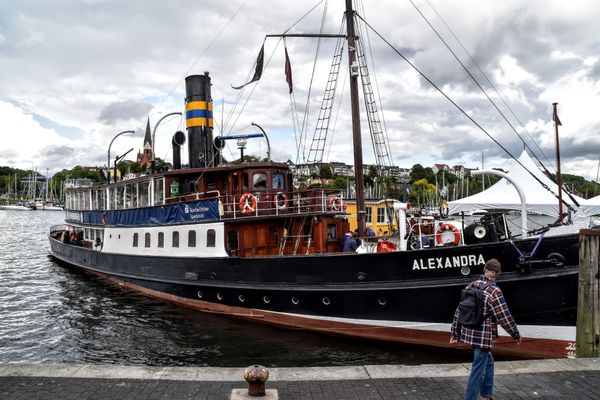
0,360,599,400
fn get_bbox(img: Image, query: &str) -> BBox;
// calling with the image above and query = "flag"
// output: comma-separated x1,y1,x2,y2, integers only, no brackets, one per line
284,47,293,94
553,106,562,126
232,44,265,90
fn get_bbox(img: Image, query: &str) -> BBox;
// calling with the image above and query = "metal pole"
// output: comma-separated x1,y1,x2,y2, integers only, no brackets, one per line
107,130,134,183
345,0,366,237
472,169,528,238
251,122,271,161
553,103,564,223
152,112,182,171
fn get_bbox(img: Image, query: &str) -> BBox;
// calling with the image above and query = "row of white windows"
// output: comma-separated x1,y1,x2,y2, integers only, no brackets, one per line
364,207,392,224
132,229,216,249
66,178,164,211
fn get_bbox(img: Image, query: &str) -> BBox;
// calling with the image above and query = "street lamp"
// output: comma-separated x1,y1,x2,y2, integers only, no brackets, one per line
151,112,182,172
107,130,135,183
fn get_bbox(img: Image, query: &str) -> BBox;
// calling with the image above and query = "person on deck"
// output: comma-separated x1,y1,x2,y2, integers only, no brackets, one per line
342,232,358,252
366,223,376,237
450,259,522,400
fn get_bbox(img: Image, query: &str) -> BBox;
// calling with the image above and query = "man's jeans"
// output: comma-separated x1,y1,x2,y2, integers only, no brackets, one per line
466,347,494,400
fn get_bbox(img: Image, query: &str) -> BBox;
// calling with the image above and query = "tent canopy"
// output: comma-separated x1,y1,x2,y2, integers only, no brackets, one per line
579,195,600,216
448,151,583,217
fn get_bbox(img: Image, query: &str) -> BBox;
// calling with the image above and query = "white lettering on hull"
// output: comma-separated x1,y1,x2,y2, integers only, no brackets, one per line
412,254,485,270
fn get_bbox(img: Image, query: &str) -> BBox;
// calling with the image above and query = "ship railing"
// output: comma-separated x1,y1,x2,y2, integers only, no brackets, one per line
217,188,346,220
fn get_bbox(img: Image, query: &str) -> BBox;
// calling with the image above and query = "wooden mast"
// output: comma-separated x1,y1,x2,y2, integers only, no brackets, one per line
345,0,366,237
553,102,564,223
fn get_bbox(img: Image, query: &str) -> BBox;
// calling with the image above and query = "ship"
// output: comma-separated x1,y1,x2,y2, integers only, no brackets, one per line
49,0,581,359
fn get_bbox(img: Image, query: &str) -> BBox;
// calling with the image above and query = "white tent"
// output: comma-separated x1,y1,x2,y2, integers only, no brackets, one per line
448,150,584,217
578,195,600,216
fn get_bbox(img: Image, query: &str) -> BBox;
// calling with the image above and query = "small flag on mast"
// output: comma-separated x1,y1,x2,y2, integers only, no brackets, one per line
232,44,265,90
284,47,293,94
552,105,562,126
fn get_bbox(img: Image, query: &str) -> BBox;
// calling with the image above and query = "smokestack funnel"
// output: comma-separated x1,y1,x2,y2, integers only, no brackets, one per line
172,131,186,170
185,72,214,168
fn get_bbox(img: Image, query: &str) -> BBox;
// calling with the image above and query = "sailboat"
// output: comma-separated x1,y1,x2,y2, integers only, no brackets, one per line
49,0,580,359
0,173,34,211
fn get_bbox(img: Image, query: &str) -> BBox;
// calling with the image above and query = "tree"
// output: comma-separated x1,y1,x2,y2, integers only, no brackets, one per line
410,164,434,183
319,164,333,179
410,178,436,205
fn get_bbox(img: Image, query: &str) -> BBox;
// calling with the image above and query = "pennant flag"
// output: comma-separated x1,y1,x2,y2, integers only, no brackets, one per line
553,106,562,126
232,44,264,90
284,47,293,94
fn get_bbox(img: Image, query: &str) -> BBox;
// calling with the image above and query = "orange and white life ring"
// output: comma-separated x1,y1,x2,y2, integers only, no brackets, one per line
273,192,287,210
436,223,461,246
328,195,343,212
239,193,257,215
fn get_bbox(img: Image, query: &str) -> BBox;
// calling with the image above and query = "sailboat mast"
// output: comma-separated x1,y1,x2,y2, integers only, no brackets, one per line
345,0,366,237
553,102,564,223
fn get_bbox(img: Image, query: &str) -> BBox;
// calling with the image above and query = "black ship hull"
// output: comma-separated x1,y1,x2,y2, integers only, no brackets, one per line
49,232,579,359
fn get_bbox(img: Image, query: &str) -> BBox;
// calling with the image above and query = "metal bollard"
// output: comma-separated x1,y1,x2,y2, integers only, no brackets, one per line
243,365,269,396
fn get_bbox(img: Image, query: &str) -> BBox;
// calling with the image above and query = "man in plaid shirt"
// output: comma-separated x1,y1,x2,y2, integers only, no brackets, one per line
450,258,521,400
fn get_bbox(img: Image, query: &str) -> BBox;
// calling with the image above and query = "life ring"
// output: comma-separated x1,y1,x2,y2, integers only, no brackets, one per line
273,192,287,210
239,193,257,215
436,223,461,246
328,195,343,212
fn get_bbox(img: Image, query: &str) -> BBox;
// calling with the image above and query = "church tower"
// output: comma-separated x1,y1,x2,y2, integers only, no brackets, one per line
137,118,153,167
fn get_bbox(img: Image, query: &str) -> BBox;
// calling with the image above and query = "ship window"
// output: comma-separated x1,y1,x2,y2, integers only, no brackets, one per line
365,207,373,223
188,230,196,247
207,229,215,247
144,232,151,248
272,173,285,189
158,232,164,248
227,230,238,255
138,181,150,207
232,173,239,192
327,224,337,240
172,231,179,247
133,233,138,247
116,186,125,209
242,173,249,191
125,184,134,209
253,173,267,189
154,178,164,205
188,182,196,193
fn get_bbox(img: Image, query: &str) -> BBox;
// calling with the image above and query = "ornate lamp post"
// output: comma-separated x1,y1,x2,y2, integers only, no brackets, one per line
151,112,182,172
107,130,135,183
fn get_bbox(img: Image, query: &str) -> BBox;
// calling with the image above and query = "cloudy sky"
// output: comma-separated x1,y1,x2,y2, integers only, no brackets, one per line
1,0,599,181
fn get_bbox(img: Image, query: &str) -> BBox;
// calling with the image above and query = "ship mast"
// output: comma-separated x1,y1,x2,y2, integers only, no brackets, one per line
345,0,366,237
553,102,564,223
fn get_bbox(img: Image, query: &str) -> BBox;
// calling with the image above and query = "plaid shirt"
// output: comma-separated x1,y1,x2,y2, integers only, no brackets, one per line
451,275,521,349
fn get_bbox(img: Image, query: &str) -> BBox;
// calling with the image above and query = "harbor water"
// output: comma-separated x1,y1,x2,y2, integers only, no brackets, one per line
0,211,478,367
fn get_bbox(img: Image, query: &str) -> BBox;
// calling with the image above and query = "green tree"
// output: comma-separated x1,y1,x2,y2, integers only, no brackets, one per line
319,164,333,179
410,178,436,205
410,164,434,183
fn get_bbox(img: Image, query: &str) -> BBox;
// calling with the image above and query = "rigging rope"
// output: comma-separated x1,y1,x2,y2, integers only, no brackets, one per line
410,0,579,208
411,0,554,174
297,0,329,164
422,0,555,172
354,13,576,213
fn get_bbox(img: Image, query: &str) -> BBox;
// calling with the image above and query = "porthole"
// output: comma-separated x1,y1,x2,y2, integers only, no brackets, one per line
210,272,217,280
263,296,270,304
197,291,203,299
291,297,299,305
238,294,245,303
378,297,387,306
118,234,121,239
322,297,331,306
217,293,223,301
109,234,112,239
461,266,471,276
356,272,366,281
